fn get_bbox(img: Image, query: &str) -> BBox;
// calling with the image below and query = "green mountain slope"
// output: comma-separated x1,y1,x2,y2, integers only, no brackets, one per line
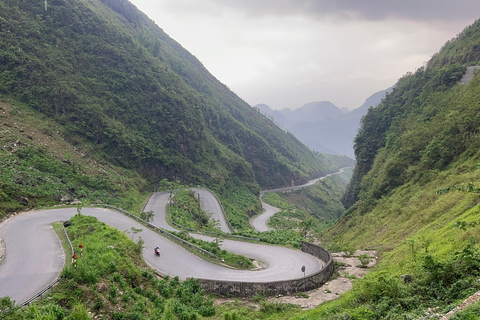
0,0,351,219
342,19,480,215
307,19,480,318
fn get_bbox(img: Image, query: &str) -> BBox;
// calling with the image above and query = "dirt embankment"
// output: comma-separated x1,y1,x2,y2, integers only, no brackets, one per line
214,250,377,310
275,250,377,309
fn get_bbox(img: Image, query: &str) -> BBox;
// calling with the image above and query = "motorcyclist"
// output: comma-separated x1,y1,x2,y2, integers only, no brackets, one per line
154,246,160,256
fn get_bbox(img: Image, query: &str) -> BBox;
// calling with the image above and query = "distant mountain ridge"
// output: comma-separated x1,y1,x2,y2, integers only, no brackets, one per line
256,88,392,157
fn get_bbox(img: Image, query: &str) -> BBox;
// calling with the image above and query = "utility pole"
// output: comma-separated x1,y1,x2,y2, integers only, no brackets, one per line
44,0,47,12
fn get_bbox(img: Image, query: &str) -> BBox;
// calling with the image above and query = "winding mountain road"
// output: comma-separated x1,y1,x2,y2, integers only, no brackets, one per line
251,168,349,232
0,190,323,305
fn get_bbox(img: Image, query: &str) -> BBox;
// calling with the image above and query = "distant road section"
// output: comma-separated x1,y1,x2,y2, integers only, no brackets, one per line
459,66,480,85
250,201,280,232
251,168,350,232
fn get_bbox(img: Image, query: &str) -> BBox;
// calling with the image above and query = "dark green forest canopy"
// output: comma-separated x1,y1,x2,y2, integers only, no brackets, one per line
342,18,480,210
0,0,350,196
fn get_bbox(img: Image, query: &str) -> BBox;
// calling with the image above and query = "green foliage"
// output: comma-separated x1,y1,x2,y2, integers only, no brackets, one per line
257,172,351,243
217,186,262,231
0,0,351,234
0,0,337,213
1,214,215,319
302,243,480,320
69,304,90,320
450,302,480,320
357,253,373,268
168,229,254,269
224,310,242,320
349,306,375,320
170,189,212,230
139,210,154,222
235,229,304,249
0,296,16,314
343,23,480,208
0,97,148,219
268,171,351,221
454,220,479,231
259,300,298,314
306,18,480,320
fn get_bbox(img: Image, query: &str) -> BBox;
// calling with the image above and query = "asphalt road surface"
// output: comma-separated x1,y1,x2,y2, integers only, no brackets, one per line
250,200,280,232
0,191,323,305
194,188,231,233
250,168,349,232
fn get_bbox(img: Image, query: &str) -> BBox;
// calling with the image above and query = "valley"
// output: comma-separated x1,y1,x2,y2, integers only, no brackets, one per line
1,0,480,319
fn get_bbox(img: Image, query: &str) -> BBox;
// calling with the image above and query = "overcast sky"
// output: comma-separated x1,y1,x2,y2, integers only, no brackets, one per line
129,0,479,110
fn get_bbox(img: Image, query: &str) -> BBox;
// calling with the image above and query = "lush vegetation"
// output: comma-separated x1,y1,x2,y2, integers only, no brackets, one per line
0,97,148,219
342,19,480,209
269,169,351,219
0,0,352,224
294,18,480,319
0,0,344,202
254,170,352,244
0,215,215,319
169,189,213,231
293,241,480,319
336,19,480,248
6,0,480,319
167,229,255,270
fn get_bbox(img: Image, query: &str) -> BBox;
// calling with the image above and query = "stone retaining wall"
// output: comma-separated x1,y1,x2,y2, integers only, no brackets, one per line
196,241,334,297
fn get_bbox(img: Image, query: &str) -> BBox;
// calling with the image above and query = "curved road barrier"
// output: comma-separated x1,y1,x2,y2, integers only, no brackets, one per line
197,241,334,297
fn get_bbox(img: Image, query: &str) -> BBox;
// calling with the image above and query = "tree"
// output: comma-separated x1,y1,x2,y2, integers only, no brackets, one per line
130,227,142,240
140,210,154,222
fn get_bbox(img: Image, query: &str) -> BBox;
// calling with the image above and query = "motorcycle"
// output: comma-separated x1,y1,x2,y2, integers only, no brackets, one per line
154,247,160,257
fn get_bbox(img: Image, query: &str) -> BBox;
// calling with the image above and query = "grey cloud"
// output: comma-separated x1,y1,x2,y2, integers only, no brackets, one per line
204,0,480,22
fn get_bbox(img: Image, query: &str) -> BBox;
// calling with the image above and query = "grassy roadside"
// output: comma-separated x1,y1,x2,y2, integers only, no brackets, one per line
0,214,216,319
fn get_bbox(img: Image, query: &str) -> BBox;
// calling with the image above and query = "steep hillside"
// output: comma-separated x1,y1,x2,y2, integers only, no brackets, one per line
335,19,480,248
341,21,480,210
0,0,349,219
290,19,480,320
0,96,147,217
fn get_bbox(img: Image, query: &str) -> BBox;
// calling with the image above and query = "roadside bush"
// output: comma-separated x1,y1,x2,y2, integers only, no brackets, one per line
450,302,480,319
69,304,89,320
259,300,297,314
346,243,480,318
349,306,375,320
358,254,373,268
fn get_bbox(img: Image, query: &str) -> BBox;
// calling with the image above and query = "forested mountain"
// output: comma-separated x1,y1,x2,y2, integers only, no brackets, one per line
294,18,480,319
341,20,480,210
0,0,352,218
335,19,480,240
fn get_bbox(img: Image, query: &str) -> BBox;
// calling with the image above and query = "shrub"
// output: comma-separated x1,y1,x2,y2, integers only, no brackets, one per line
358,254,373,268
69,304,90,320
